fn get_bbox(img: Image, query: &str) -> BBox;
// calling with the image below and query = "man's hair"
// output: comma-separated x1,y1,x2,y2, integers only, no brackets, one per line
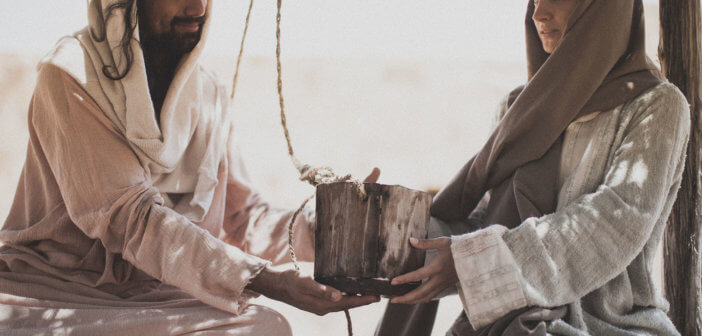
89,0,138,80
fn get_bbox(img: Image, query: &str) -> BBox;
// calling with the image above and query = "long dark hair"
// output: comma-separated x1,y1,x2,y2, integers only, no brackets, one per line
89,0,138,80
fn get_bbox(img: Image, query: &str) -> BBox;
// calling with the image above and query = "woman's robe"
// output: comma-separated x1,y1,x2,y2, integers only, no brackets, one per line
444,82,689,336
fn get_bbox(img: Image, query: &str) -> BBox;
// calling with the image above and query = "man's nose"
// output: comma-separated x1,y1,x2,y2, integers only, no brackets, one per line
184,0,207,17
532,1,552,23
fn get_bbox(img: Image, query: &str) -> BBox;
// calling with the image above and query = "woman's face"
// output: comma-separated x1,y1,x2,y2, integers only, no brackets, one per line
532,0,578,54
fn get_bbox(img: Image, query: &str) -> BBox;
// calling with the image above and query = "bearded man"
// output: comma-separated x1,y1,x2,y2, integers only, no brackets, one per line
0,0,379,334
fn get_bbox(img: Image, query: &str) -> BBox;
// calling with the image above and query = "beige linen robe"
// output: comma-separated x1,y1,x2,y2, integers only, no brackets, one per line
0,64,315,335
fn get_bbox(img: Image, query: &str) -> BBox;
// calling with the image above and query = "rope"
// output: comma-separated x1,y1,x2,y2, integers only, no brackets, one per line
275,0,300,170
287,193,354,336
274,0,365,195
230,0,255,99
345,309,354,335
275,1,356,334
231,1,360,333
288,194,314,270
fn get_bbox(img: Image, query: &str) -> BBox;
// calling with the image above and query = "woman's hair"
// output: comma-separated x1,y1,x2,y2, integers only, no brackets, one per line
89,0,138,80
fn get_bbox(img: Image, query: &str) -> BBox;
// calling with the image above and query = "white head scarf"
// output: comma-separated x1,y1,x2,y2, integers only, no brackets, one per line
41,0,229,222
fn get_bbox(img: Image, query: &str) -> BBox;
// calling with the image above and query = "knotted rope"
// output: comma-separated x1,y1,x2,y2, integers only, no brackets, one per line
274,0,364,195
231,1,359,334
275,2,358,334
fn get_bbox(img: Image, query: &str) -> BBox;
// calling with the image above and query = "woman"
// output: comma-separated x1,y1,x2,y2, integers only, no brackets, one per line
386,0,689,335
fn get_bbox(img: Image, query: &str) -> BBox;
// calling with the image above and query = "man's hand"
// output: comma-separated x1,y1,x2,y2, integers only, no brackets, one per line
364,167,381,183
247,266,380,316
389,237,458,304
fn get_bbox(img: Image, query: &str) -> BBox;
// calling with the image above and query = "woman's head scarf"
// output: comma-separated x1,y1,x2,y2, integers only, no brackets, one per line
431,0,663,227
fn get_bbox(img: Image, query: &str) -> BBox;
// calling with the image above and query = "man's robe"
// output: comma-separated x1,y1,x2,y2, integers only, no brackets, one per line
0,63,315,335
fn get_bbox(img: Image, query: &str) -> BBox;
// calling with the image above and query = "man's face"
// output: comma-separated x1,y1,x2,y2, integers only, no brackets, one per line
138,0,208,54
532,0,577,54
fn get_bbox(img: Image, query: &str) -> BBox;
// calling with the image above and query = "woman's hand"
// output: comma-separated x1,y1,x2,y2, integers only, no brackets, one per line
389,237,458,304
247,266,380,315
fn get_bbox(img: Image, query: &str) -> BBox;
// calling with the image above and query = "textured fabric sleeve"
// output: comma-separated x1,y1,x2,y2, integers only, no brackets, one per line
30,64,268,315
220,128,316,265
451,225,527,327
451,84,691,329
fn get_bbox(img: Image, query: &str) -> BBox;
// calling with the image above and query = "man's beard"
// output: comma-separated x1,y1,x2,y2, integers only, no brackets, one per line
141,16,205,56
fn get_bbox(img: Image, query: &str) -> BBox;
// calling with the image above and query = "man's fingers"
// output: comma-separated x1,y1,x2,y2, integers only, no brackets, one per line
302,278,342,302
363,167,381,183
409,237,450,250
290,274,380,315
391,264,435,285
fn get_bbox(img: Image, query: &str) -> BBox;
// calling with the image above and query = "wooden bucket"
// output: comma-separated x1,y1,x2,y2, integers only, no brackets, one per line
314,182,431,296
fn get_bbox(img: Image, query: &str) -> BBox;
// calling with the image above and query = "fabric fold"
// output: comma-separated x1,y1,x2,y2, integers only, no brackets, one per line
40,0,226,222
431,0,662,229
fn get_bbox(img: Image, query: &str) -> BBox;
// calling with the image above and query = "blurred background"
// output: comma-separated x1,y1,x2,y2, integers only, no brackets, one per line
0,1,663,335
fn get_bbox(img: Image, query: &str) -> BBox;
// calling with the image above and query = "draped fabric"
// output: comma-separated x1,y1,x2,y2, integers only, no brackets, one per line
0,63,312,335
431,0,663,228
41,0,226,222
0,1,316,334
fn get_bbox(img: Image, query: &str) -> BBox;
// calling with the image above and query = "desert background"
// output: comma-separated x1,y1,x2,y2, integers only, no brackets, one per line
0,1,666,335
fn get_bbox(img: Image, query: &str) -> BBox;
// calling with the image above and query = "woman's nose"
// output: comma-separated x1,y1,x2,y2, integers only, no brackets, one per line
532,1,552,23
184,0,207,17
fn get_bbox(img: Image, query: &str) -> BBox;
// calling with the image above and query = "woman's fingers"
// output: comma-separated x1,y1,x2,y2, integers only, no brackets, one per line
409,237,451,250
391,263,436,285
391,276,443,304
403,287,446,305
402,279,449,305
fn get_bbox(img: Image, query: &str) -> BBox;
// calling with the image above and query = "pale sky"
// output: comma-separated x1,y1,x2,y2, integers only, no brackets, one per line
0,0,663,60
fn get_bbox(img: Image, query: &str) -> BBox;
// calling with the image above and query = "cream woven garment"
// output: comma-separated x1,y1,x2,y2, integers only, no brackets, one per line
41,0,227,222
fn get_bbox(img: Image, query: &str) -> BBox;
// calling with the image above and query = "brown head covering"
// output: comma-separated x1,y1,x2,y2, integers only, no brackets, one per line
431,0,663,227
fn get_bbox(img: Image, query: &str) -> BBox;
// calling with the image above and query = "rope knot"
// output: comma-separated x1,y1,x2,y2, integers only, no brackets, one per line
298,165,367,199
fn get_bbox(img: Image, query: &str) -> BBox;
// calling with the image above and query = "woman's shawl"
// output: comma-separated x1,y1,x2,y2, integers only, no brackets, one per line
431,0,663,228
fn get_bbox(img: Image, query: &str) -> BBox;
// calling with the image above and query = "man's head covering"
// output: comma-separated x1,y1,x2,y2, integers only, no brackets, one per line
431,0,663,227
41,0,229,222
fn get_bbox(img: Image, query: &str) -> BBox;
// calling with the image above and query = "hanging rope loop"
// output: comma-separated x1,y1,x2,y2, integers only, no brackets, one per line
232,0,360,334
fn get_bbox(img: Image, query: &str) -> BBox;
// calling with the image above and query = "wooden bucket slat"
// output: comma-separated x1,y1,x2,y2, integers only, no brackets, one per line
315,182,431,296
